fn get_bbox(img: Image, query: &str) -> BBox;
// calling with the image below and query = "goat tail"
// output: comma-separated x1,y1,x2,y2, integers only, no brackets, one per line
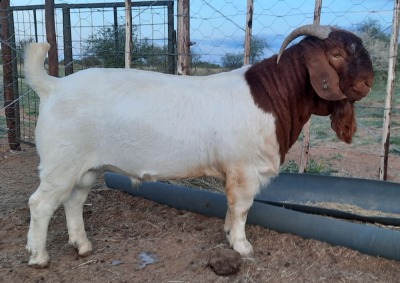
24,43,57,97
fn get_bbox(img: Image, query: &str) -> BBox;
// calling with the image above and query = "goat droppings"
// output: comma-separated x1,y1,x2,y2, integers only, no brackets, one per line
207,249,242,276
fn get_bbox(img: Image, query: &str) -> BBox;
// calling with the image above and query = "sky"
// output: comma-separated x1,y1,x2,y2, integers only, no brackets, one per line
10,0,395,64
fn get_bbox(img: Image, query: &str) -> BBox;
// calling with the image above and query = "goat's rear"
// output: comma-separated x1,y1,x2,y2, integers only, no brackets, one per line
24,43,57,97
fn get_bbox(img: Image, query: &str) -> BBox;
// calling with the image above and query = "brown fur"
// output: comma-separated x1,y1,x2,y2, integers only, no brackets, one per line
330,100,357,143
245,30,373,163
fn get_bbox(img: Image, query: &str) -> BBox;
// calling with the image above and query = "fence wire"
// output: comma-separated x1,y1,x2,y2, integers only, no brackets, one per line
1,0,399,182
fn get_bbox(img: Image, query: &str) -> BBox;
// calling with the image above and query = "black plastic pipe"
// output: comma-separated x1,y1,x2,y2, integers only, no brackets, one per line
104,172,400,261
259,173,400,214
256,173,400,226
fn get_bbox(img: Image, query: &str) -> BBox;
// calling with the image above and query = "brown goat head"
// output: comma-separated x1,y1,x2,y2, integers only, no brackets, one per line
305,30,374,103
284,26,374,144
315,30,373,143
246,25,374,161
278,25,374,103
328,30,374,102
303,29,374,143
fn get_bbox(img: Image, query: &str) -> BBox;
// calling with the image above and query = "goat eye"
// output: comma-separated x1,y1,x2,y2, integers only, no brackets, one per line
333,53,342,58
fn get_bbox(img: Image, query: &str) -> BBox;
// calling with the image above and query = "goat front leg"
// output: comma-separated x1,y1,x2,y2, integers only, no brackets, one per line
224,167,260,258
63,170,97,257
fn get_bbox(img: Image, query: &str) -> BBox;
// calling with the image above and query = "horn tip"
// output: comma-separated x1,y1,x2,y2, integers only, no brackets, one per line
276,54,281,64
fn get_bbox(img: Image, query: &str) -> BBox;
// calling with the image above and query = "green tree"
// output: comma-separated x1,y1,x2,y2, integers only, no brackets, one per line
84,26,171,71
355,19,391,79
85,25,128,68
221,36,268,69
134,38,168,71
79,55,101,68
249,36,267,64
191,49,221,75
221,52,243,69
191,49,220,69
191,48,202,67
356,19,389,43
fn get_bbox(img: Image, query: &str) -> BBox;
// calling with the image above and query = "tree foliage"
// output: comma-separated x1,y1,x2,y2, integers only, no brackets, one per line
190,49,220,75
134,38,168,71
84,25,169,71
249,36,268,64
221,35,268,69
355,19,391,78
355,19,389,43
85,25,127,68
221,52,243,69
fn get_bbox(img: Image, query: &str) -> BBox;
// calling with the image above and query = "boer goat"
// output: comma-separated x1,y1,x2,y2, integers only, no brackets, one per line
24,24,373,267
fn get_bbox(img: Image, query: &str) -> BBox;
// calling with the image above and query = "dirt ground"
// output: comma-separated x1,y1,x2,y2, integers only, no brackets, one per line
1,143,400,283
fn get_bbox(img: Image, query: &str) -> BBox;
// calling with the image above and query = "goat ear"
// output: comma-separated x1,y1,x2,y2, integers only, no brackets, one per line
304,47,346,101
330,100,356,143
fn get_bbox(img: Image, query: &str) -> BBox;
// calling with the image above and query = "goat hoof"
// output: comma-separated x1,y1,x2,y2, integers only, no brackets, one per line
69,239,93,257
77,240,93,257
233,240,254,259
27,250,50,268
28,261,50,269
78,248,93,257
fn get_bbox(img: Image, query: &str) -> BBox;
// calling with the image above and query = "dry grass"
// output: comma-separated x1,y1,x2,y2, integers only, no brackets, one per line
167,177,225,192
302,201,400,219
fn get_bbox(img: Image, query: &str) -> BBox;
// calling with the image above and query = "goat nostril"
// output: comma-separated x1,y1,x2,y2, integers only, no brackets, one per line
365,78,374,88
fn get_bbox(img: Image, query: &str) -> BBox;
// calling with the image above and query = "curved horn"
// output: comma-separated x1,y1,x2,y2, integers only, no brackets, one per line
277,24,334,64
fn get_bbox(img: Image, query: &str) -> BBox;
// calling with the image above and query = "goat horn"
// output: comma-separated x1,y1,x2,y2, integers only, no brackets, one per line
277,24,334,64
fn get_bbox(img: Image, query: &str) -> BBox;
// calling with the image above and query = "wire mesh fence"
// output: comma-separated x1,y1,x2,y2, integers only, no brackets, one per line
1,0,174,146
0,0,399,182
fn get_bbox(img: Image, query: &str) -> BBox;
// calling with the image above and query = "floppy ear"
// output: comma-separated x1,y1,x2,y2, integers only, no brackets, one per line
304,46,346,101
330,100,356,143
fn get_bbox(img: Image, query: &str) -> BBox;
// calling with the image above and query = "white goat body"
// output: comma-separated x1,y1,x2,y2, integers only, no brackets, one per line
30,46,279,182
25,43,279,267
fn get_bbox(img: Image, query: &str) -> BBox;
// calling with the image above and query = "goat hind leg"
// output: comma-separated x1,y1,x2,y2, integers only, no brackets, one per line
63,170,97,257
27,181,74,268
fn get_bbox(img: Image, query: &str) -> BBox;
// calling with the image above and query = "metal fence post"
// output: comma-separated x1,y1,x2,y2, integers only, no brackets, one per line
113,6,119,61
33,9,38,42
167,1,175,74
63,7,73,76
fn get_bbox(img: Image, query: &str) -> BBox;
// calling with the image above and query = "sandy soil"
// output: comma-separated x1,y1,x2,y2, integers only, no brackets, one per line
1,143,400,283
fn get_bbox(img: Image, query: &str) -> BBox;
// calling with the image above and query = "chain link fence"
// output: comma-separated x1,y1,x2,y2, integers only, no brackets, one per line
0,0,399,182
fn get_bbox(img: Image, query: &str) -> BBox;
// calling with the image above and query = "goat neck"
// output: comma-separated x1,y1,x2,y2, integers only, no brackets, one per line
244,44,325,163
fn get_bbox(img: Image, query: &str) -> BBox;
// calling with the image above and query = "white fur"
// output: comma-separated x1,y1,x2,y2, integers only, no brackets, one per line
24,43,281,267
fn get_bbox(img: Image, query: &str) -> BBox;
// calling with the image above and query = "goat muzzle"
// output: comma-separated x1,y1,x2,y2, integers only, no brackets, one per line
347,79,373,102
